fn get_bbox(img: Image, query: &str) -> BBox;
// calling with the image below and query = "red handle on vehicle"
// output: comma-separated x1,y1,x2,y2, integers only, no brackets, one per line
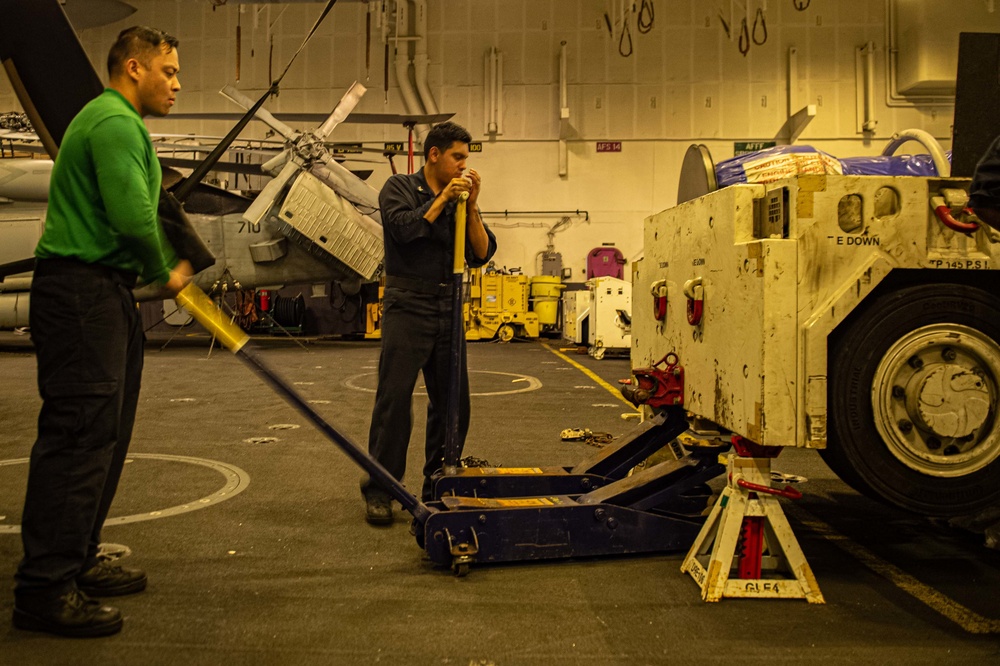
934,205,978,234
687,297,703,325
653,296,667,321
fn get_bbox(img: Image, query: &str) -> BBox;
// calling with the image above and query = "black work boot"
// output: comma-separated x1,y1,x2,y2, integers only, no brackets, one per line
13,588,123,638
77,561,147,597
363,490,394,525
360,475,395,525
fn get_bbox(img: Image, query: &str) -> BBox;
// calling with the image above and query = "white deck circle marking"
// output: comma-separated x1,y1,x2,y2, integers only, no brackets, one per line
0,454,250,533
344,370,542,396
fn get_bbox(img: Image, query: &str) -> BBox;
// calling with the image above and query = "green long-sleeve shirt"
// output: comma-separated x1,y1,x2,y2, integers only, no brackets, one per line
36,88,177,284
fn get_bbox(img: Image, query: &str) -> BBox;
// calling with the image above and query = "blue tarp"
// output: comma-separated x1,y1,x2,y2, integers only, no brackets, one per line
715,144,948,188
840,153,943,177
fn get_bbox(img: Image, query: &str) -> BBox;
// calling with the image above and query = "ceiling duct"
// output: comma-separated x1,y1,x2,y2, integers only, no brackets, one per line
892,0,1000,97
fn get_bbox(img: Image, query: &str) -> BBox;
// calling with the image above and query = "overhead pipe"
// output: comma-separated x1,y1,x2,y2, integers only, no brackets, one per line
392,0,428,150
559,42,568,114
484,47,503,136
411,0,439,118
496,50,503,135
480,209,590,222
859,41,877,133
558,41,569,176
484,48,494,134
377,0,390,103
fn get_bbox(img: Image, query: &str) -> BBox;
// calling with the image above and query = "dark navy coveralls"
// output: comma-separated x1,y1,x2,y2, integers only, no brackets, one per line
364,169,497,501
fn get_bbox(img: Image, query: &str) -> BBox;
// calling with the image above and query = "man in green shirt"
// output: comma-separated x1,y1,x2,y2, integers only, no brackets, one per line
13,26,190,638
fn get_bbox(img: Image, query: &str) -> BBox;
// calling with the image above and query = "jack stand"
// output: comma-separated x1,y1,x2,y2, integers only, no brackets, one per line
680,436,824,603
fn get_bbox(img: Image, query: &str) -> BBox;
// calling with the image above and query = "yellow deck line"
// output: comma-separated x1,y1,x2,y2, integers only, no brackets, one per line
541,343,639,412
792,506,1000,634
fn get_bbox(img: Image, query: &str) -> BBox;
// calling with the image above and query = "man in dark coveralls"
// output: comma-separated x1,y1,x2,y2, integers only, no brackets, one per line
970,134,1000,231
13,27,190,637
362,121,497,525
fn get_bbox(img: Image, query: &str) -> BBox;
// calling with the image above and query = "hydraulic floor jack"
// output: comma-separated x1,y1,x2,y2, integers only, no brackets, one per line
421,411,725,574
176,283,727,575
435,411,693,498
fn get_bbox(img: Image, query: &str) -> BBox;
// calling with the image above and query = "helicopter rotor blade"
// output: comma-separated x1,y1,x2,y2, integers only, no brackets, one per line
220,84,298,141
315,81,367,141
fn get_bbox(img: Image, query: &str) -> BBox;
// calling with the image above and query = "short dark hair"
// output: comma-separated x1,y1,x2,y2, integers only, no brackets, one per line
107,26,179,78
424,121,472,159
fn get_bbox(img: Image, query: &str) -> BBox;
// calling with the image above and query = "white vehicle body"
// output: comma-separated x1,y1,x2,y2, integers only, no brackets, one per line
633,173,1000,515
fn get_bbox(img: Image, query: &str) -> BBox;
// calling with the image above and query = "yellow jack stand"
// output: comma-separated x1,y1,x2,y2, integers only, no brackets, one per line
680,437,824,603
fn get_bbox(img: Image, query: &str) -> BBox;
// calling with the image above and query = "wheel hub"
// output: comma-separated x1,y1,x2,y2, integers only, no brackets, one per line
873,324,1000,477
913,364,990,438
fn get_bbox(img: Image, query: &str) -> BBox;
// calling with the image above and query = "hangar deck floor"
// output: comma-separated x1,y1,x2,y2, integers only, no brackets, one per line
1,333,999,664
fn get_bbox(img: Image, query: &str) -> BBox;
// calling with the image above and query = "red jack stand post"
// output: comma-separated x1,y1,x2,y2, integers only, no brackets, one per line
680,435,824,603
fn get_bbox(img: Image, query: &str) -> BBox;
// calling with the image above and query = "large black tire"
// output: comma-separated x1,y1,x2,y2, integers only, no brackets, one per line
822,283,1000,516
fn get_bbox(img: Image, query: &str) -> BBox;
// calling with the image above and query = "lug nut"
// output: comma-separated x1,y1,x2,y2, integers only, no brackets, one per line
898,419,913,433
944,445,960,456
892,385,906,399
941,347,957,361
908,356,924,370
606,517,619,530
927,436,942,450
594,508,607,521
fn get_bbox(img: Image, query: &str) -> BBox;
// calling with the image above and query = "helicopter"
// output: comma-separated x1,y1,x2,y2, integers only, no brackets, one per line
0,0,449,330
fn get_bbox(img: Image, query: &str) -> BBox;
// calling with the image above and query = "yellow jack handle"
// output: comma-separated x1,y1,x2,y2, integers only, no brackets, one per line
173,282,251,353
453,192,469,274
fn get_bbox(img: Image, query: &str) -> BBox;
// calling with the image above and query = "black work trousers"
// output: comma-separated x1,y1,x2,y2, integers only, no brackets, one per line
364,286,470,502
15,259,143,600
